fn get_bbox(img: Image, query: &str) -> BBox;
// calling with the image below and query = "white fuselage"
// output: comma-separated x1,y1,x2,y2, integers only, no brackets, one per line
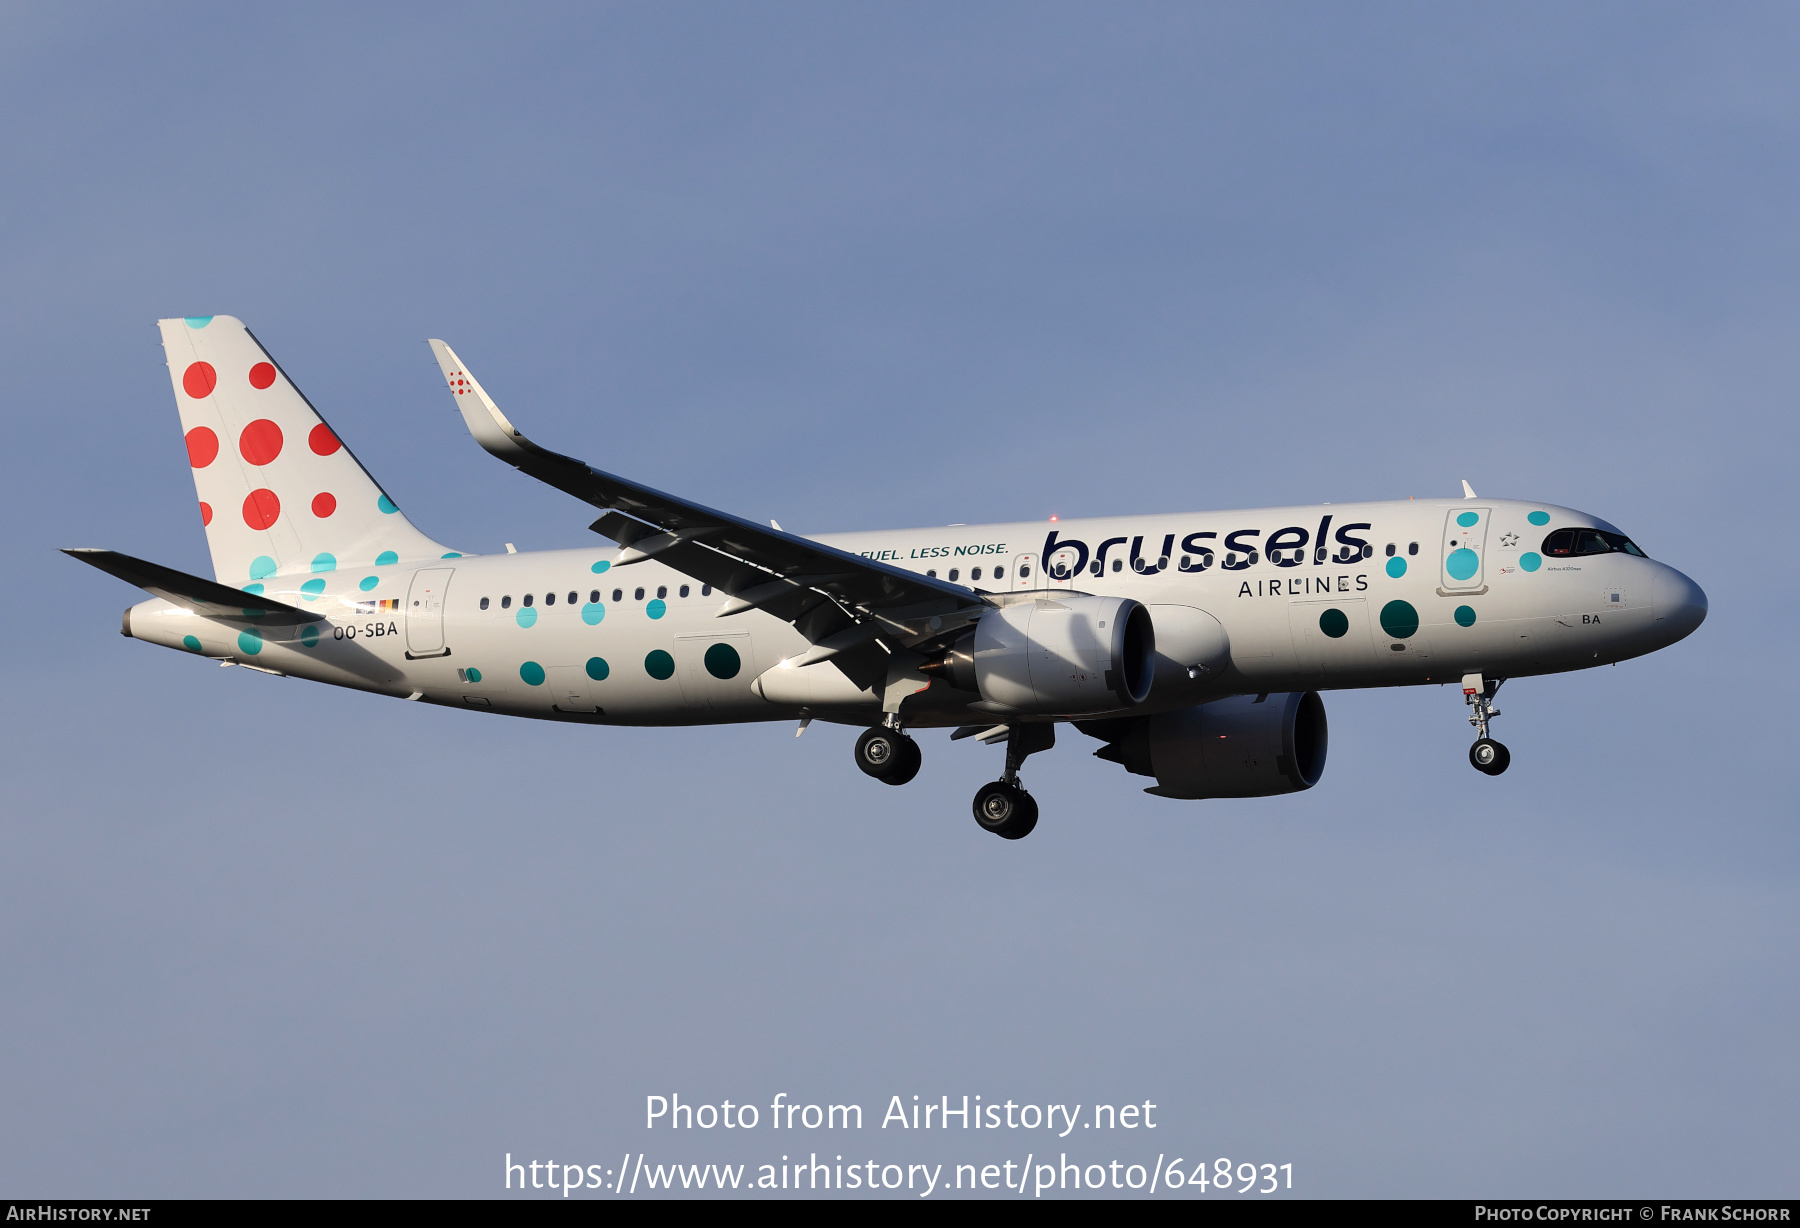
123,497,1707,727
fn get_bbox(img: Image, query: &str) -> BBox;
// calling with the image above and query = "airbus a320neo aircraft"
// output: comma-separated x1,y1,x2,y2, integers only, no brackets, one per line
69,316,1708,839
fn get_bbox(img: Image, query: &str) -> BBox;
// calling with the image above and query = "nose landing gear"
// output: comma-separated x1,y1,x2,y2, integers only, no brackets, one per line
1464,674,1510,776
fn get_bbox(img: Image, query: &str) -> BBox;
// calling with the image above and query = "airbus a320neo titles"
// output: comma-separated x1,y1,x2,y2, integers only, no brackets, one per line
68,316,1709,839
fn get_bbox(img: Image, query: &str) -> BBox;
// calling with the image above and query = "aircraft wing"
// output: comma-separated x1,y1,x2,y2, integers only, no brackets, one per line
428,340,989,671
64,549,324,625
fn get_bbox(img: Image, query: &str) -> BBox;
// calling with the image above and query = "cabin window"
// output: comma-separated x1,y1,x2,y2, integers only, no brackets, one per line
523,594,534,607
634,587,645,601
1362,543,1373,560
567,591,577,605
544,592,555,605
1112,558,1123,573
970,567,982,582
994,566,1004,580
1019,565,1030,578
1314,546,1327,563
701,585,712,596
589,590,600,604
479,597,490,610
948,568,960,582
501,595,512,609
612,588,622,602
656,586,667,599
679,585,690,598
1384,543,1395,557
927,569,937,578
1407,542,1418,556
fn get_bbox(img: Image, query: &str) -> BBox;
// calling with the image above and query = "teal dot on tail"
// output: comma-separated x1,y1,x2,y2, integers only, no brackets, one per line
1379,599,1419,639
1520,552,1542,572
300,625,320,648
1457,511,1479,528
1385,556,1407,579
375,551,399,566
585,656,610,681
377,495,399,515
358,575,379,592
1454,605,1477,627
182,635,203,652
516,606,538,628
591,560,611,574
1445,548,1480,581
310,553,336,573
184,316,213,329
242,583,265,596
249,556,276,579
519,661,545,686
1528,510,1550,526
300,579,326,600
581,602,605,625
644,649,675,680
237,627,264,655
646,599,667,619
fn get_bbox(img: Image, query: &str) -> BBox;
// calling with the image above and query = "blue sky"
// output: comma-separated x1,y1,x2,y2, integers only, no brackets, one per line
1,2,1794,1197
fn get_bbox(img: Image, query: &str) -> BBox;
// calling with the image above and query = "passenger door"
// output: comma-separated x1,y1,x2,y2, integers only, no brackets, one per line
1441,508,1490,594
405,567,454,657
1011,553,1040,591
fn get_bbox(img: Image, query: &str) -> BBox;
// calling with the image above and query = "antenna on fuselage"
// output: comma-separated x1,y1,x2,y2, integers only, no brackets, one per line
1461,480,1478,498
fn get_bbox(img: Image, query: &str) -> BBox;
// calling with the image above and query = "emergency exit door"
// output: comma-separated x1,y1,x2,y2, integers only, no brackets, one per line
406,568,454,657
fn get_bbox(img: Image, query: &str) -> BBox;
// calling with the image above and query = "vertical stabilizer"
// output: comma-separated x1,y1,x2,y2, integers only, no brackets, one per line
159,316,458,584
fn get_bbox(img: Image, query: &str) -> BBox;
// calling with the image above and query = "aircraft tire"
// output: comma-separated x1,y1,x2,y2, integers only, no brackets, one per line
973,781,1038,839
879,737,922,786
1470,738,1511,775
855,726,910,779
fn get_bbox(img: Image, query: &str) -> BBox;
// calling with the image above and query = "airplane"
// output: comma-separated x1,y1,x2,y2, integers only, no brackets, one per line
67,316,1709,840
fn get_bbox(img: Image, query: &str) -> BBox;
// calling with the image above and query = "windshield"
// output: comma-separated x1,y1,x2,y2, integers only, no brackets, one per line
1541,528,1648,560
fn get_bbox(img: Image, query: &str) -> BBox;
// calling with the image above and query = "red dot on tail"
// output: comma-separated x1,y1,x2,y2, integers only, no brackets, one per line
199,501,213,526
243,489,281,530
309,424,342,456
239,419,284,465
185,426,219,468
312,492,337,518
182,362,217,399
249,362,277,389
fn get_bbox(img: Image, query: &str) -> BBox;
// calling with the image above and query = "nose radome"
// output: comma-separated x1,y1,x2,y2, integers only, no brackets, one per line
1652,563,1707,644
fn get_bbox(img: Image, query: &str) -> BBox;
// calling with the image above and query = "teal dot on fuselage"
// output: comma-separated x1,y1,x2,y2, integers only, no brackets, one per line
591,560,611,574
300,578,326,600
375,551,399,566
358,575,378,592
1318,608,1349,639
704,642,741,679
237,627,264,655
585,656,610,681
1379,599,1420,639
184,316,213,328
1457,511,1479,528
377,495,399,515
311,553,336,573
582,602,605,625
646,599,667,619
519,661,545,686
1445,548,1480,581
300,625,320,647
249,556,276,579
516,606,538,628
242,583,265,595
645,649,675,680
1528,510,1550,526
1454,605,1477,627
182,635,202,652
1385,556,1407,579
464,667,481,683
1520,552,1542,572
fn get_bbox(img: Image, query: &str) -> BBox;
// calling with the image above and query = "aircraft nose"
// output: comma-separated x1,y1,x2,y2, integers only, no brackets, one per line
1651,563,1707,644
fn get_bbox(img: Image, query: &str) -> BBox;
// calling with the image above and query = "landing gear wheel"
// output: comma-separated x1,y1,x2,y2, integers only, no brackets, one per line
880,737,922,786
1470,738,1511,775
972,781,1039,840
855,726,919,783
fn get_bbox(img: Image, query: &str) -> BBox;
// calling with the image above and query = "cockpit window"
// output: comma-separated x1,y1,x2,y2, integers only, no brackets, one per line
1541,528,1648,559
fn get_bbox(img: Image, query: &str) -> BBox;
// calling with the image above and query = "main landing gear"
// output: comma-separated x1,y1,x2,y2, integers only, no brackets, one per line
972,724,1054,840
1464,674,1510,776
854,721,920,786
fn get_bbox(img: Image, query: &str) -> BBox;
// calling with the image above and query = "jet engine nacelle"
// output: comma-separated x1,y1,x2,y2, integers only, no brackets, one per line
1080,691,1328,799
927,595,1155,715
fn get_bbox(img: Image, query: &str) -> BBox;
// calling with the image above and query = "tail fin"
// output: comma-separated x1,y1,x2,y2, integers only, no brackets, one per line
159,316,460,584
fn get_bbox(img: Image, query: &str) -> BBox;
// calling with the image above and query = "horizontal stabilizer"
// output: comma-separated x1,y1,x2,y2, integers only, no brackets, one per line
64,549,323,625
